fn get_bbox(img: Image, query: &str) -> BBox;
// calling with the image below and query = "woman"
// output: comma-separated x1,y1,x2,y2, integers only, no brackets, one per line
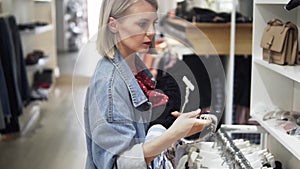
84,0,211,168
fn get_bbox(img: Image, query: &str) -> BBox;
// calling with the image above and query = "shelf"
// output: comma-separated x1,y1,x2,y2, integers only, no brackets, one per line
163,18,252,55
20,102,41,136
255,0,289,5
26,57,49,72
251,113,300,160
33,0,51,3
254,57,300,83
20,24,53,36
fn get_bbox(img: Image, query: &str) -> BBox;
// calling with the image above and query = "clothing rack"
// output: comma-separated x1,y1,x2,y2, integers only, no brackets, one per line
216,128,254,169
0,14,34,137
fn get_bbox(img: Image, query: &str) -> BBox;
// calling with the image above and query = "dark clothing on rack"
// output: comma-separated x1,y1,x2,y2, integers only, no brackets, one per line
184,7,252,23
150,53,212,129
7,16,31,104
0,64,11,130
0,15,31,134
234,56,251,107
182,54,211,109
150,71,181,129
233,55,252,124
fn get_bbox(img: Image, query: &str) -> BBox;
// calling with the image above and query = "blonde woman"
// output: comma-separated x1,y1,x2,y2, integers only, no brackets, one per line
84,0,211,168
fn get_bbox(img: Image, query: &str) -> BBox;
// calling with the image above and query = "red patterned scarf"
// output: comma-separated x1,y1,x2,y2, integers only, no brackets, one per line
134,71,169,107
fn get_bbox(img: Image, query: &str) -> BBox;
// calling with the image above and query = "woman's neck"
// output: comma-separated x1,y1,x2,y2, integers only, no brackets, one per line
124,52,138,74
117,45,138,74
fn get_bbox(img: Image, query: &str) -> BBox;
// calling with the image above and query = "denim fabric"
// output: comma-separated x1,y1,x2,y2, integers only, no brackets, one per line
84,49,154,169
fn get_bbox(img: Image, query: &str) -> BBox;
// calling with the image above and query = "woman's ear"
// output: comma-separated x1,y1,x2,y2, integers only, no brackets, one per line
108,17,118,33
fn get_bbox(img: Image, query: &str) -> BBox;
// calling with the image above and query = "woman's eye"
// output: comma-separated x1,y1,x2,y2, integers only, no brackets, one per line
138,22,148,28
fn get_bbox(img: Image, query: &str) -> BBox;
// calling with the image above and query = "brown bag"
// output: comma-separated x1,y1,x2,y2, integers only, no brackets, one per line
260,19,299,65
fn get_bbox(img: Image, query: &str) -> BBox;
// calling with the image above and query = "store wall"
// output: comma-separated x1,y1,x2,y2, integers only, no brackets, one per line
157,0,177,16
87,0,101,39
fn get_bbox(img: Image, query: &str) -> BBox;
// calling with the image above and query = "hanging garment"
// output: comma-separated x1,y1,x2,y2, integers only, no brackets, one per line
0,63,11,130
233,55,252,124
6,16,31,104
0,15,31,134
0,101,5,130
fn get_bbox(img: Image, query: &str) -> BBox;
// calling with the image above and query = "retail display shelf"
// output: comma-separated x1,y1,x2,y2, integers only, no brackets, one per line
33,0,51,3
20,102,40,136
26,57,49,72
255,0,289,5
251,113,300,160
254,57,300,83
163,18,252,55
20,24,53,36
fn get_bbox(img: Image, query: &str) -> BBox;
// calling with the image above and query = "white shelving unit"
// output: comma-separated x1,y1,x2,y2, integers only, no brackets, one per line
19,24,53,35
2,0,58,74
26,57,50,72
1,0,58,136
251,0,300,168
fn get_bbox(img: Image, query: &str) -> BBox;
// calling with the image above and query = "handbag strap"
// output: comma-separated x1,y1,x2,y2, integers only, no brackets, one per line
267,18,284,26
267,19,286,33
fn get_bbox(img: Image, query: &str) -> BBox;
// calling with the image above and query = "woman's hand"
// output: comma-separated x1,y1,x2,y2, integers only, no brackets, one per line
168,109,212,139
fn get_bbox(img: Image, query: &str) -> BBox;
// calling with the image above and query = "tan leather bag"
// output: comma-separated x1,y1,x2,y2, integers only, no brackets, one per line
260,19,299,65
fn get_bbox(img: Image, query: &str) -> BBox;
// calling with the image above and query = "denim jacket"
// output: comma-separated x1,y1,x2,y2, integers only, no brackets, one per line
84,49,153,169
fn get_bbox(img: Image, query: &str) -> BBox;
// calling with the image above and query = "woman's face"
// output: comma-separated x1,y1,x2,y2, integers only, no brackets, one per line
115,1,158,57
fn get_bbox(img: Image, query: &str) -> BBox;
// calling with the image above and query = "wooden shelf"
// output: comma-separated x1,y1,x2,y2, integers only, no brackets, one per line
33,0,51,3
20,24,53,36
251,112,300,161
164,18,252,55
254,57,300,83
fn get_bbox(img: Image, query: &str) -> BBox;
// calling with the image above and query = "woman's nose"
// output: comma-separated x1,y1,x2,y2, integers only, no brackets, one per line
146,24,156,36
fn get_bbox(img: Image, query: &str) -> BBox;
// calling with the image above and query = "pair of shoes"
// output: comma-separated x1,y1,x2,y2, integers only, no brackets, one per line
33,69,53,89
25,50,47,65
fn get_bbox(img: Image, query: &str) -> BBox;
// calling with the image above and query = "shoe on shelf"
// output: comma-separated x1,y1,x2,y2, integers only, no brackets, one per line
25,50,48,66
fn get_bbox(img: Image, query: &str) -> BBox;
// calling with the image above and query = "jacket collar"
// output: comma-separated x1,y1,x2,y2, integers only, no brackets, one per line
110,49,151,108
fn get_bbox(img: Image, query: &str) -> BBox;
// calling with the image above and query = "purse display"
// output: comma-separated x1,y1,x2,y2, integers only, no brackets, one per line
260,19,299,65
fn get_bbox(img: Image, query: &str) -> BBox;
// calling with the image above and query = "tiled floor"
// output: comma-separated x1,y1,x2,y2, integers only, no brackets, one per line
0,52,92,169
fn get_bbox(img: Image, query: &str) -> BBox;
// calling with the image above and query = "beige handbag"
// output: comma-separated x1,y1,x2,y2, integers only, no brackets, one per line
260,19,299,65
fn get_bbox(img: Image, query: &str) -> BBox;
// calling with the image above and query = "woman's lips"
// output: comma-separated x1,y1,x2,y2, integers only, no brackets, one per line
143,42,151,46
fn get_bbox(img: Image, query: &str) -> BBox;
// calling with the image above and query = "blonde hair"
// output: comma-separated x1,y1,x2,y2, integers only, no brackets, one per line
96,0,158,58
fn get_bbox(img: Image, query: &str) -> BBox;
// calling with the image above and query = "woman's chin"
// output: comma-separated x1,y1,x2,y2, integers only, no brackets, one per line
137,48,150,54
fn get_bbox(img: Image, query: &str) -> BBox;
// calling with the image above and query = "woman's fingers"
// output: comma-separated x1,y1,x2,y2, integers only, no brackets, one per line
188,109,201,118
171,109,201,118
171,111,181,117
194,119,212,127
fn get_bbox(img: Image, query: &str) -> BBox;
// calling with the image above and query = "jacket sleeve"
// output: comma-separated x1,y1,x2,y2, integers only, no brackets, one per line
91,119,147,169
116,143,147,169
